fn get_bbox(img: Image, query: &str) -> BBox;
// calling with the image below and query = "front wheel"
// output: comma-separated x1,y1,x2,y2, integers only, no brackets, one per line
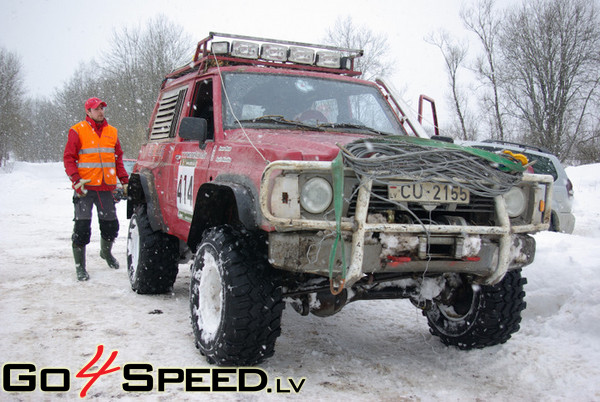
127,205,179,294
190,225,284,366
424,270,527,349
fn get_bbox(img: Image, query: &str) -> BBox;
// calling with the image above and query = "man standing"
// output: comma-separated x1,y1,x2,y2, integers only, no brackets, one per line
64,97,129,281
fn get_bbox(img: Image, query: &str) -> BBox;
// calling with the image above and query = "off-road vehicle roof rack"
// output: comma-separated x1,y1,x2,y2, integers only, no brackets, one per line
166,32,364,81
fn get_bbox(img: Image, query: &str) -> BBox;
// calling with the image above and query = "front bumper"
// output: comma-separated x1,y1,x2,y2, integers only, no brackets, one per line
260,160,553,286
268,231,536,278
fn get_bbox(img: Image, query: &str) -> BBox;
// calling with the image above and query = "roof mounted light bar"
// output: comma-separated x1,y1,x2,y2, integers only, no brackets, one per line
190,32,363,73
166,32,364,82
209,32,363,56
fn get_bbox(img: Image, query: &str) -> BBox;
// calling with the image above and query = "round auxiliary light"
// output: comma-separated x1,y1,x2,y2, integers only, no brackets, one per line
504,187,527,217
300,177,333,214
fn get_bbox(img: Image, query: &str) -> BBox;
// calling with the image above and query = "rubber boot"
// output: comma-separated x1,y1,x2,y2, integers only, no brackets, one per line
73,244,89,281
100,237,120,269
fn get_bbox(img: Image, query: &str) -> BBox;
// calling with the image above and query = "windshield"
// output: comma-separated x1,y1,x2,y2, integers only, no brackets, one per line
221,72,406,136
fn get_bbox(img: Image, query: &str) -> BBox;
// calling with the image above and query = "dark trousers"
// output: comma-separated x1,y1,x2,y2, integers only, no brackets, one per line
72,190,119,246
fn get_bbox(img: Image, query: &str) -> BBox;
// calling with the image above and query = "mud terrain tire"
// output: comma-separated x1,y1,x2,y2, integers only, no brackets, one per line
190,225,284,366
424,269,527,349
127,205,179,294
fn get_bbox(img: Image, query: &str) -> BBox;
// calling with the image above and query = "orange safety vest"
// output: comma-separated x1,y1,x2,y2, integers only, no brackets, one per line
71,121,118,186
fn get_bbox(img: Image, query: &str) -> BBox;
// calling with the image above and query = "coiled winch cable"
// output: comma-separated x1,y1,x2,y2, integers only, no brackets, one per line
327,136,526,293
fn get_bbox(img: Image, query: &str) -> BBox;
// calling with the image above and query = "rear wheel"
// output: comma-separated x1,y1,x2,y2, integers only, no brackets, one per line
127,205,179,294
424,270,527,349
190,225,284,366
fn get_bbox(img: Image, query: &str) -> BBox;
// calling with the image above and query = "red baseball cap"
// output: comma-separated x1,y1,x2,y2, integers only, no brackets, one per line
84,97,107,110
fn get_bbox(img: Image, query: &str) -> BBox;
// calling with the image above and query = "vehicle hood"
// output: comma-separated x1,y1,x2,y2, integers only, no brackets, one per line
225,128,373,162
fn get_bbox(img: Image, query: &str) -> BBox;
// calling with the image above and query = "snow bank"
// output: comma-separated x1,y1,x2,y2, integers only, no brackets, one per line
1,161,599,401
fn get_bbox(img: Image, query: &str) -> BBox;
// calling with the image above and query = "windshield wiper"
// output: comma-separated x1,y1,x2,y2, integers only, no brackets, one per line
237,116,388,135
237,115,321,130
317,122,387,136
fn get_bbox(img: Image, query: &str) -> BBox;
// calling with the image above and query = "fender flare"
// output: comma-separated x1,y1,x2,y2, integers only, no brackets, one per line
187,178,260,252
127,170,167,233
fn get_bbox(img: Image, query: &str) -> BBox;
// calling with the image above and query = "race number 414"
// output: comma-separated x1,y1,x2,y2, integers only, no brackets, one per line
177,159,196,221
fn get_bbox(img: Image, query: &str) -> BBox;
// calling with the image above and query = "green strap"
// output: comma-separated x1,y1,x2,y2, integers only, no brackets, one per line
328,152,346,290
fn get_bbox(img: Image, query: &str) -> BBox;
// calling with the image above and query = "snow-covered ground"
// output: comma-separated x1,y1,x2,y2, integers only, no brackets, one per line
1,161,599,401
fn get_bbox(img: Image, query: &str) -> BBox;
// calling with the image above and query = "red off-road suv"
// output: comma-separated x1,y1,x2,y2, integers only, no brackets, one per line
126,33,553,366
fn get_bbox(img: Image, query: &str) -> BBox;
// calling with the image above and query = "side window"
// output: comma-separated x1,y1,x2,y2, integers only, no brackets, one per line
149,87,188,140
191,79,214,140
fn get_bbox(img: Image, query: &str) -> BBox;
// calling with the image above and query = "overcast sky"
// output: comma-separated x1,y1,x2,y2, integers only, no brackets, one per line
1,0,516,121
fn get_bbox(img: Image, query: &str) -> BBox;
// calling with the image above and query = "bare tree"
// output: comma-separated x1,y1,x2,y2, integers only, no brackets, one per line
54,61,105,125
24,16,192,163
499,0,600,161
17,98,64,162
324,16,395,81
575,127,600,163
2,16,193,164
461,0,507,140
101,15,192,155
426,31,476,140
0,48,26,166
48,61,107,162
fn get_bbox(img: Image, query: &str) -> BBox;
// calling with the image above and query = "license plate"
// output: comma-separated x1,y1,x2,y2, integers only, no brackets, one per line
388,182,470,204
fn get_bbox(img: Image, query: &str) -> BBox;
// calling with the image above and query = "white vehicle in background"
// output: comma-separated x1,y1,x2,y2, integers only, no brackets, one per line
122,158,136,176
462,140,575,234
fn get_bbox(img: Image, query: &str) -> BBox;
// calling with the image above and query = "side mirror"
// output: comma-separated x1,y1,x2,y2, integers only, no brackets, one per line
179,117,208,144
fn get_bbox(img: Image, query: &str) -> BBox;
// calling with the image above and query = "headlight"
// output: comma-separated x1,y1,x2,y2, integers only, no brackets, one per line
300,177,333,214
504,187,527,217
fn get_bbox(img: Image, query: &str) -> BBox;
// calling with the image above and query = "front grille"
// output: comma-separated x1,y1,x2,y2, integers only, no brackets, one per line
347,184,495,224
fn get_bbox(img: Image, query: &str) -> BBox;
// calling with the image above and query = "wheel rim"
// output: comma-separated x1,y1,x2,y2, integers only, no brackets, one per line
197,249,223,343
437,284,478,321
127,217,140,276
438,299,474,321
